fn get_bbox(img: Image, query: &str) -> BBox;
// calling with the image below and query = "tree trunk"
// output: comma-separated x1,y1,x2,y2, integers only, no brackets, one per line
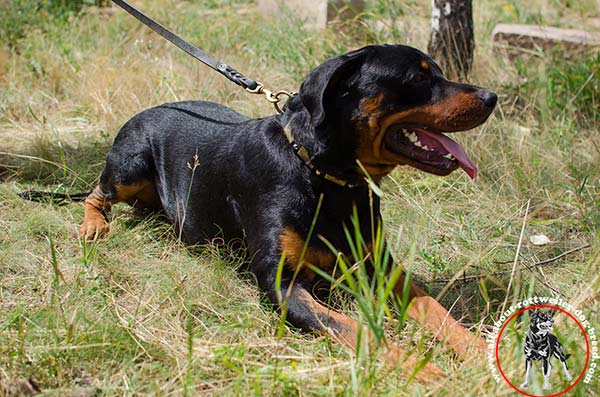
428,0,474,81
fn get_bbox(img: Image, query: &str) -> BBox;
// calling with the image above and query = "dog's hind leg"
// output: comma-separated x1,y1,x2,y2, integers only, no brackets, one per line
521,358,532,388
80,121,162,241
80,180,160,241
80,186,112,240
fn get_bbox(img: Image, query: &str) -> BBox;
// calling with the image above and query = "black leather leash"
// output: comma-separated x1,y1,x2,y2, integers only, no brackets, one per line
110,1,361,187
112,0,295,112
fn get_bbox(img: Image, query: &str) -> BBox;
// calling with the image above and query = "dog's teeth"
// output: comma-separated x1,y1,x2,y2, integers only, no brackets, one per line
422,145,430,151
409,132,418,143
443,153,455,160
414,140,422,147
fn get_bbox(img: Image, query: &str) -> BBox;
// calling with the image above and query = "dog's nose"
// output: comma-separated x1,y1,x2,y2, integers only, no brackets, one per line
478,89,497,108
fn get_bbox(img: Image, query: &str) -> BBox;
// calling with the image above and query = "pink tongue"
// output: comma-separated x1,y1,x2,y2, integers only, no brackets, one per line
419,129,478,179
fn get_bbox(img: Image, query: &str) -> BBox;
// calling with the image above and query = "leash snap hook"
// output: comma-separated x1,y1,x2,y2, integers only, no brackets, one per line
264,89,279,104
246,81,297,114
273,90,297,114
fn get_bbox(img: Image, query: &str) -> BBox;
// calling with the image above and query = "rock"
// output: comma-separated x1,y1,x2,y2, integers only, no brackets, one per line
491,23,600,56
530,234,551,246
257,0,365,30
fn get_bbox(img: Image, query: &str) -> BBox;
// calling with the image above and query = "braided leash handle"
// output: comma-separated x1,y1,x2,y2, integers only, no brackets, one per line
216,63,258,91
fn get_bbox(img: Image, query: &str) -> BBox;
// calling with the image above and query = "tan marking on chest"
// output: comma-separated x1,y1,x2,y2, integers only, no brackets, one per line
279,228,336,276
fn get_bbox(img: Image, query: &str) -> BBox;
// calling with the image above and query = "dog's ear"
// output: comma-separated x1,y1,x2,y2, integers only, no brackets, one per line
299,46,372,127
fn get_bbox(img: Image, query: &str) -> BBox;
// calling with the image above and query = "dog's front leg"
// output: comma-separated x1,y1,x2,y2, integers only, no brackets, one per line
542,359,552,389
275,280,444,382
250,241,443,381
521,358,532,388
560,359,572,382
553,340,573,381
392,271,486,358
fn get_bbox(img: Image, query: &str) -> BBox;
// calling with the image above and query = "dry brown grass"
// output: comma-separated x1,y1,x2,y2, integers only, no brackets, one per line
1,0,599,396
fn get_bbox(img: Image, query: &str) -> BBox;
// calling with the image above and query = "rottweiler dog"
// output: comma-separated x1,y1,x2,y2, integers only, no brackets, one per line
521,310,572,389
73,44,496,379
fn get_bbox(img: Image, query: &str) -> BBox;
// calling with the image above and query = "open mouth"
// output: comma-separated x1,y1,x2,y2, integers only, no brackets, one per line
384,125,477,179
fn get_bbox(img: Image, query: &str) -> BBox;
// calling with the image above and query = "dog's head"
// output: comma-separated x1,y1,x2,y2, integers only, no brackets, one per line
298,45,496,180
530,310,554,336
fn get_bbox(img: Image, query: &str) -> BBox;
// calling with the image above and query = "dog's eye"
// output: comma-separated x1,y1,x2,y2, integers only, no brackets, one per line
413,72,427,83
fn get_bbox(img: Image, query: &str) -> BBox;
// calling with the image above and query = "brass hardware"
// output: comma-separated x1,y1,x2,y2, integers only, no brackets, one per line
246,82,297,114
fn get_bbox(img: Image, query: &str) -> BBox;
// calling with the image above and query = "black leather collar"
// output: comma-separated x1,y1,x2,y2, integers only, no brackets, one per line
282,121,366,188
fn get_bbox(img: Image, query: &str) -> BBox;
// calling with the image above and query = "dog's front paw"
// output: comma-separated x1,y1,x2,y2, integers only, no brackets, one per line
385,346,445,383
413,361,445,383
565,373,573,382
520,382,529,389
449,333,487,359
543,382,551,390
79,218,109,241
467,335,488,354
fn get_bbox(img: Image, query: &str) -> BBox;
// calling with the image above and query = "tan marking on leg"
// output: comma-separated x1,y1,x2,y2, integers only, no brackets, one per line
79,181,159,241
113,183,146,204
407,296,486,356
278,231,446,380
80,186,112,241
279,227,336,278
294,288,444,381
124,181,161,210
393,271,486,358
294,287,358,347
382,343,445,381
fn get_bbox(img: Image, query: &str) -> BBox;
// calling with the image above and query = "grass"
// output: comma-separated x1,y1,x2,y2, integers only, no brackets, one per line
1,0,599,395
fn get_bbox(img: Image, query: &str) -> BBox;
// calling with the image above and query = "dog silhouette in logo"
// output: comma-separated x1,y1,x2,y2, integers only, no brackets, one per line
521,310,573,390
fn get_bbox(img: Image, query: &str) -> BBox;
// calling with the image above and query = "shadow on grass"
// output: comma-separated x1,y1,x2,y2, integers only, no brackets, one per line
0,134,112,190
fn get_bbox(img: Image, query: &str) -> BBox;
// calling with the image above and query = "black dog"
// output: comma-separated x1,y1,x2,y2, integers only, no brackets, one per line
521,310,572,389
73,45,496,379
